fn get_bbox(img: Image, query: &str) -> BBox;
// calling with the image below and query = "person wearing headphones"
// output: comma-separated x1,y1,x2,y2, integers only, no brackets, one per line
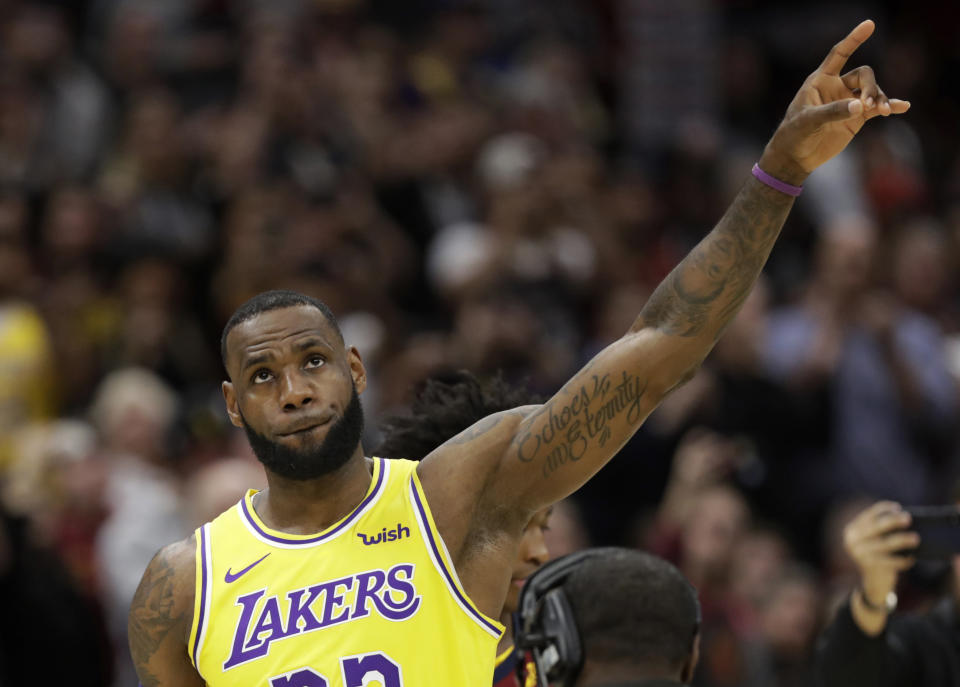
515,547,701,687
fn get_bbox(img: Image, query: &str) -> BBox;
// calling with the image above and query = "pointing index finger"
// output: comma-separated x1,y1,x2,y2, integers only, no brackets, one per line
819,19,876,76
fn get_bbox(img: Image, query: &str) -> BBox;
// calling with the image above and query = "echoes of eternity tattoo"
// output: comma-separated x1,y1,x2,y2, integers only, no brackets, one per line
516,370,649,478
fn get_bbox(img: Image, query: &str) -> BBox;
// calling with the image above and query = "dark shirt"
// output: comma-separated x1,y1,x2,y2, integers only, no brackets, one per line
0,512,112,686
816,597,960,687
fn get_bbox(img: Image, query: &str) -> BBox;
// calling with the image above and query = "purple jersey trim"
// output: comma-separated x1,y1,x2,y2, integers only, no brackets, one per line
240,458,385,546
409,479,502,636
192,525,208,667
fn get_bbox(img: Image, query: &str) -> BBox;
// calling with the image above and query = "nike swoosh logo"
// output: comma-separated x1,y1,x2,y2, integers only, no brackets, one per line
225,553,271,583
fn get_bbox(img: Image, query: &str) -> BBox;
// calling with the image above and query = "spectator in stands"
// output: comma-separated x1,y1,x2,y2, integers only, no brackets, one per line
741,565,823,687
0,502,113,685
3,419,109,595
92,367,187,687
817,500,960,687
765,216,957,506
0,194,54,467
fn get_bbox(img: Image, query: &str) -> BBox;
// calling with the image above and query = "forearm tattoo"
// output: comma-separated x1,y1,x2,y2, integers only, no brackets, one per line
637,178,794,339
516,366,649,478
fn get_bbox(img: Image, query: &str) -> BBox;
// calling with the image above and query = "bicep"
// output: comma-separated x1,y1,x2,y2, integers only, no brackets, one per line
128,540,204,687
417,406,543,552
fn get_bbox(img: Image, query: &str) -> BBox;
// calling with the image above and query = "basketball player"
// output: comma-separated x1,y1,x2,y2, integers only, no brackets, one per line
129,20,908,687
375,371,550,686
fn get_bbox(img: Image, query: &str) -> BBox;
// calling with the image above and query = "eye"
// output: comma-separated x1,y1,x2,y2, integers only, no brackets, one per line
305,355,326,370
252,369,273,384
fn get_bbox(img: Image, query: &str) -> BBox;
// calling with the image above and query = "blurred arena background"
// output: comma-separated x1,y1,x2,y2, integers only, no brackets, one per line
0,0,958,684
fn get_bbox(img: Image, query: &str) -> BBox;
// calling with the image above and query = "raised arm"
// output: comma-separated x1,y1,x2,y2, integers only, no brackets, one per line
128,536,205,687
420,20,909,520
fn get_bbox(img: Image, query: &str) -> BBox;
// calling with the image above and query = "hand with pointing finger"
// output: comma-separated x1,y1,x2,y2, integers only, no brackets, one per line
759,20,910,186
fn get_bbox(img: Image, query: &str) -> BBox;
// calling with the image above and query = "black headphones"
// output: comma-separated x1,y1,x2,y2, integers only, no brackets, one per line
514,548,702,687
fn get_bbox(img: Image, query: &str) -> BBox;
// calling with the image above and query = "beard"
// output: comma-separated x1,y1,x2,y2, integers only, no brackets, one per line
242,385,365,480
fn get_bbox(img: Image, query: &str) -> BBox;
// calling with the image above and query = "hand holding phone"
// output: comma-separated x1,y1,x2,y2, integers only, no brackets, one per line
843,502,918,614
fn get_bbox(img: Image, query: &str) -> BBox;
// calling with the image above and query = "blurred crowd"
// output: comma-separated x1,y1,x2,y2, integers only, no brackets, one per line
0,0,959,685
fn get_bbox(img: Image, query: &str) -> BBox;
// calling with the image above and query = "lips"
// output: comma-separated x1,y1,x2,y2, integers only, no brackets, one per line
278,415,332,437
511,567,540,588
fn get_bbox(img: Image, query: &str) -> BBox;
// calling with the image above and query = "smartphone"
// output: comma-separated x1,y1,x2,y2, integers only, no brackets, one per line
905,506,960,559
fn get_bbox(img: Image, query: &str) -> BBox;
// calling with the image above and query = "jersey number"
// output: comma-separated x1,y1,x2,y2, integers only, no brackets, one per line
269,652,403,687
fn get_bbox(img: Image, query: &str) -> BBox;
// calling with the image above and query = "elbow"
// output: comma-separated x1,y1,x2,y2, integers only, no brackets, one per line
623,327,706,402
670,363,702,394
648,361,703,404
676,363,702,388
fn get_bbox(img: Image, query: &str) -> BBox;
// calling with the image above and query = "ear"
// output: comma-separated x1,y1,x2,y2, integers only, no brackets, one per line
681,632,701,684
222,381,243,428
347,346,367,394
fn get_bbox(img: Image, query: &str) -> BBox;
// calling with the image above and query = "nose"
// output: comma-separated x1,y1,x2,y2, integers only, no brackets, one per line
278,369,314,411
522,525,549,567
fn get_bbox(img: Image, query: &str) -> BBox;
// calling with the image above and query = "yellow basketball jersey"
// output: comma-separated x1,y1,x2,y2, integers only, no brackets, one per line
188,457,503,686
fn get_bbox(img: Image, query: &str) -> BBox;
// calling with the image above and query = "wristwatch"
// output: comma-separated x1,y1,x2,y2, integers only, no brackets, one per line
857,585,898,614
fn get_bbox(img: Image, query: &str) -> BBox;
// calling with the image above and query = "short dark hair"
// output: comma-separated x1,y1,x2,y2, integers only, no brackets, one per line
562,549,700,673
220,290,343,370
376,370,541,460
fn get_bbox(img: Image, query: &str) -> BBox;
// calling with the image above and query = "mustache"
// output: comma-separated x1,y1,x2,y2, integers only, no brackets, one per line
240,385,364,480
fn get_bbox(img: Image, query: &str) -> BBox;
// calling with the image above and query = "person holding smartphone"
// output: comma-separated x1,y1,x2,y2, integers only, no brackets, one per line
816,501,960,686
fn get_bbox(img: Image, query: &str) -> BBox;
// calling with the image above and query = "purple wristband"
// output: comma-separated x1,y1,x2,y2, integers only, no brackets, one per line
751,163,803,197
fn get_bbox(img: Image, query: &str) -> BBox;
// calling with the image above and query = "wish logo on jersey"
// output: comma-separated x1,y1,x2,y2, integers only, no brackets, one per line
357,522,410,546
223,563,422,670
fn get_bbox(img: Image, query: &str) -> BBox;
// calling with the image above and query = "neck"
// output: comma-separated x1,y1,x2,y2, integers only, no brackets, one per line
257,447,371,534
497,609,514,656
